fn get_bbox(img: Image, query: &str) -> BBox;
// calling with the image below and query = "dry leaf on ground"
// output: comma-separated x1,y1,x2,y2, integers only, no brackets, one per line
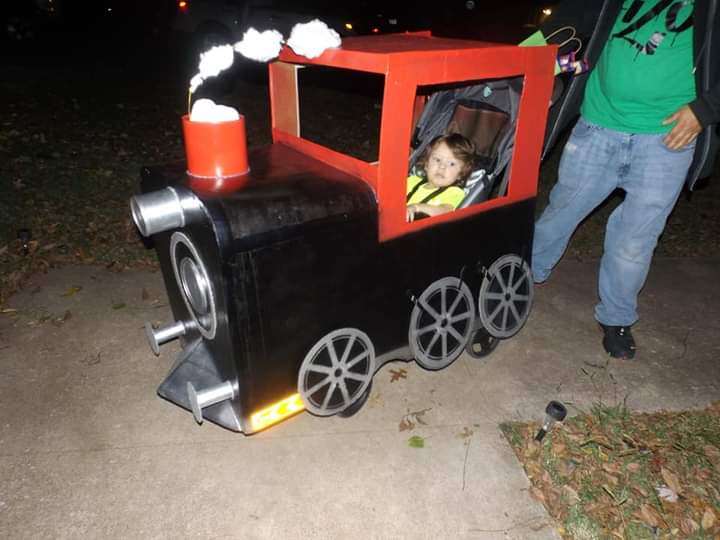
679,516,700,535
701,508,716,529
634,504,661,528
656,486,679,502
661,467,683,496
61,285,82,297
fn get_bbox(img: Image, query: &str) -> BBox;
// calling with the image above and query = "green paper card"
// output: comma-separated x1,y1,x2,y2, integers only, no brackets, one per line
519,30,561,75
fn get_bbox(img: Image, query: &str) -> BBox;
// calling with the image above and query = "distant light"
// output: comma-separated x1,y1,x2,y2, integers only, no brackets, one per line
372,27,380,33
542,8,552,16
344,22,353,30
107,7,112,12
179,0,188,9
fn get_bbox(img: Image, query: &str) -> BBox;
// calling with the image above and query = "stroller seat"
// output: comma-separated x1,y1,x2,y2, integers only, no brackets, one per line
409,79,521,209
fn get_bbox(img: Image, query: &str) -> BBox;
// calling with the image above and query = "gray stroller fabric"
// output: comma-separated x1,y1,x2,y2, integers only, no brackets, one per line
409,78,522,208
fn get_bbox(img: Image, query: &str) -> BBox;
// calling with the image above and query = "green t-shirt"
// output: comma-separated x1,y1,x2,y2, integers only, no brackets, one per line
582,0,696,133
406,175,465,209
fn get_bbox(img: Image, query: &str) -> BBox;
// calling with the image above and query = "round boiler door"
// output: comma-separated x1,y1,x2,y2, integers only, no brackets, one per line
179,256,210,315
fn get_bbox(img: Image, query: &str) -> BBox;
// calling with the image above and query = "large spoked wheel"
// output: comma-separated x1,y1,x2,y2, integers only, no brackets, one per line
478,254,534,339
298,329,376,417
409,277,475,370
465,327,500,359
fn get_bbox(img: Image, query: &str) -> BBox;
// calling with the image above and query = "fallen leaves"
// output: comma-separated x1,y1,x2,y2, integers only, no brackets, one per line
61,286,82,297
398,408,431,432
679,516,700,535
562,485,580,504
389,368,407,382
704,444,720,467
407,435,425,449
502,403,720,539
634,503,662,528
701,508,716,529
656,486,679,503
660,466,683,497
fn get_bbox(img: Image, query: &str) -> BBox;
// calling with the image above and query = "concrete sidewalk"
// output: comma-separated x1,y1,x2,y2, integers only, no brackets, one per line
0,258,718,539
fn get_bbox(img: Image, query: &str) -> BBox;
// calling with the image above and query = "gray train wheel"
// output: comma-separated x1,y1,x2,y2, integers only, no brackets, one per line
478,254,533,339
409,277,475,370
298,328,375,416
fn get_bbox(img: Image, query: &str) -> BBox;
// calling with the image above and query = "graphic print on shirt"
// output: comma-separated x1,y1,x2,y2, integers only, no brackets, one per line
612,0,694,57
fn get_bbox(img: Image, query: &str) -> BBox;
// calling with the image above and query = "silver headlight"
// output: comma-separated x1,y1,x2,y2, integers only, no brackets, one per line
170,231,217,339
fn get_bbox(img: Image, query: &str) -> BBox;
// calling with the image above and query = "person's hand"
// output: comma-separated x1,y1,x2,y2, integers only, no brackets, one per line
406,205,416,222
662,105,702,150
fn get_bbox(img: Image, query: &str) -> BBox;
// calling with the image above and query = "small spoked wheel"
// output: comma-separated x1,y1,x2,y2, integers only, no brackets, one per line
337,381,373,418
478,254,534,339
465,327,500,359
298,328,375,416
409,277,475,370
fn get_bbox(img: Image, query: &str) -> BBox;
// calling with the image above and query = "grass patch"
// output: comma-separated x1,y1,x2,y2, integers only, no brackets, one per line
502,401,720,539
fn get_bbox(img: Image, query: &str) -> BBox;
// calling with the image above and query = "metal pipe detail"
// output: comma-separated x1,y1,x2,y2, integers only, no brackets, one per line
187,381,237,424
130,187,202,237
145,320,187,356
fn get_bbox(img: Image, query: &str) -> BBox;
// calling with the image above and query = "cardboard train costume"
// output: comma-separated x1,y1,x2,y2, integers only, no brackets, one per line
130,33,557,434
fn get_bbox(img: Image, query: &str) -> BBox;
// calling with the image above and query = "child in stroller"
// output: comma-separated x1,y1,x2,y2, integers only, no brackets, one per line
406,133,476,222
409,82,517,213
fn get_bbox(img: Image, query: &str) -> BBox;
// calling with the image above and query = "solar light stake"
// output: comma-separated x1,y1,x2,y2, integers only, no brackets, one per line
535,400,567,442
17,228,31,255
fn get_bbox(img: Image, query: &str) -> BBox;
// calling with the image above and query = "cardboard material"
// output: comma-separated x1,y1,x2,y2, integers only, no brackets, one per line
519,30,562,75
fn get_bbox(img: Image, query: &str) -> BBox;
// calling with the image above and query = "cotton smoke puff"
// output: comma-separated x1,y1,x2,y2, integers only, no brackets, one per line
190,44,235,93
190,98,240,123
287,19,341,59
234,28,284,62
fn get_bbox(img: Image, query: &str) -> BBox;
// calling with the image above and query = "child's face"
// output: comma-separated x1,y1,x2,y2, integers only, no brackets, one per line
426,142,465,188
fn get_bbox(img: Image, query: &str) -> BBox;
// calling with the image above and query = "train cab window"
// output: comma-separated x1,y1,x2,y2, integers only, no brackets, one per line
406,77,521,223
298,66,384,163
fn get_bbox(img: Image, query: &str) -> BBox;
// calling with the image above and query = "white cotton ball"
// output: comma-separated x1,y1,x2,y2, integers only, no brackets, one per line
189,44,235,93
214,105,240,122
234,28,284,62
189,73,204,94
287,19,341,59
198,44,235,79
190,98,240,123
190,98,216,121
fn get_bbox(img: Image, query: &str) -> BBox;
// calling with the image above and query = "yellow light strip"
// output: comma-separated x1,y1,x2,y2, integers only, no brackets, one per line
250,393,305,432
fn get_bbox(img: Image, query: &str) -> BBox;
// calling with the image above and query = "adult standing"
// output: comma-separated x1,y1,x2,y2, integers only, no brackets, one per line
533,0,720,358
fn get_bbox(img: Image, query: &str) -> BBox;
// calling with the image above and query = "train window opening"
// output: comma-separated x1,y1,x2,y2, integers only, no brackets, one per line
406,76,524,223
298,66,384,163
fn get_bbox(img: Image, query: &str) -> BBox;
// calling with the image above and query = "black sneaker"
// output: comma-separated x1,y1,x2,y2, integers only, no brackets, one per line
599,324,636,359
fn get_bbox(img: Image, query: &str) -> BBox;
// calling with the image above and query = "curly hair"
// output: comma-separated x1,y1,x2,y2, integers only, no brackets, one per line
416,133,476,187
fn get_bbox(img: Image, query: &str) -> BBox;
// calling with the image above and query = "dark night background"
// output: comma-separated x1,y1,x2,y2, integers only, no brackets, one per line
0,0,718,302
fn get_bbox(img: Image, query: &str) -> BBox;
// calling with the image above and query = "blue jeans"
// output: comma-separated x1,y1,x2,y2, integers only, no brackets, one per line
532,118,695,327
